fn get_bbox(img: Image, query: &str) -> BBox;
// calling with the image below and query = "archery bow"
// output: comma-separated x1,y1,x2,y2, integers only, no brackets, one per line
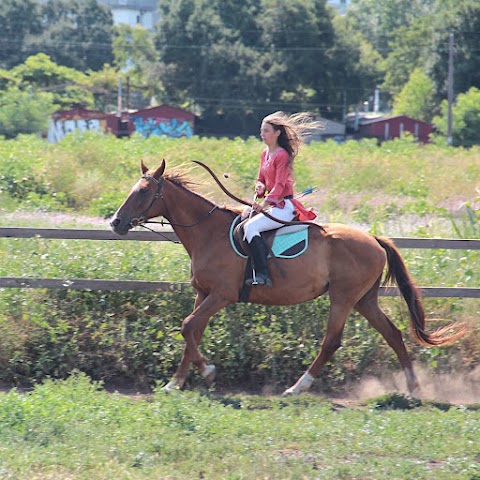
193,160,325,231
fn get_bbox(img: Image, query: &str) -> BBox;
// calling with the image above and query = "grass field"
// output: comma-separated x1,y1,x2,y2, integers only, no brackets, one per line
0,374,479,480
0,134,479,479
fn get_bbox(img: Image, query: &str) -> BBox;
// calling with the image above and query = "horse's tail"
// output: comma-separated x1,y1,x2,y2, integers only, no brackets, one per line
375,236,468,346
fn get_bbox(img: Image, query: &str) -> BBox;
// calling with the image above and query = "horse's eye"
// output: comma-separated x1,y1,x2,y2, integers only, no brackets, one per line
139,187,149,194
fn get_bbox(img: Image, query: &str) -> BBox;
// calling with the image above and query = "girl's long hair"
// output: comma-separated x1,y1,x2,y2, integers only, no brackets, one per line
263,111,325,162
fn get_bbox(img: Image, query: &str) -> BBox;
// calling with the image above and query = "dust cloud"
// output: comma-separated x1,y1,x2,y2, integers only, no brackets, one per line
336,364,480,404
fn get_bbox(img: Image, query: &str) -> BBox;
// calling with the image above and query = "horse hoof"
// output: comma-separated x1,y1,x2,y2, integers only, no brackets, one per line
409,384,422,398
281,387,297,397
282,372,314,397
161,380,181,393
202,364,216,386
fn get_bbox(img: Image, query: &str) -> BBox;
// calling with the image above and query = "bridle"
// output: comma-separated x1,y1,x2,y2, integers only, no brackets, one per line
129,174,164,229
129,174,219,241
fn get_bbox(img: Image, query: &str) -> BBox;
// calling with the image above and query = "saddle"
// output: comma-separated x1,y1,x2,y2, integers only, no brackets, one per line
230,216,310,302
231,216,309,259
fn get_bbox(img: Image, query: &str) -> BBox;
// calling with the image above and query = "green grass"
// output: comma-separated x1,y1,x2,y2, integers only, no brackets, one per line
0,237,190,282
0,374,479,480
1,133,479,232
0,135,479,478
0,134,479,390
1,230,479,287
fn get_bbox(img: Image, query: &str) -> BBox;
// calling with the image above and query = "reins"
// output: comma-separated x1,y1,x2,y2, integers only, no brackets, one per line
137,222,182,244
144,205,219,228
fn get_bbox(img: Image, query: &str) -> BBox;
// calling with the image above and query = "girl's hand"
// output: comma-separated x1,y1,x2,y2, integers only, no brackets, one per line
255,182,266,196
241,206,252,220
252,202,263,213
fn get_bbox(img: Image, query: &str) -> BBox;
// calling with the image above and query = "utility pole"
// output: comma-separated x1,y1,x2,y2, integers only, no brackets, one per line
374,87,380,113
447,31,454,146
126,76,130,111
117,77,122,117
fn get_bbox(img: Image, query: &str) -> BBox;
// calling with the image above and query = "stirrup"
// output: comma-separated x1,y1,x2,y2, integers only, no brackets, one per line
245,267,259,285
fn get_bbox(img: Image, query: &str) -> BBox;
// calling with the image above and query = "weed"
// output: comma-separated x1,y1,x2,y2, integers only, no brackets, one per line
367,393,422,410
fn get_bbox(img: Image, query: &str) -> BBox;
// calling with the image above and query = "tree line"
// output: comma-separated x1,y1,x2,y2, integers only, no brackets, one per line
0,0,479,144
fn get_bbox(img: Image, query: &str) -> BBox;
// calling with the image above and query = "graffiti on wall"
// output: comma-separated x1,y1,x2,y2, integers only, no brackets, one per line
132,116,193,138
48,118,105,143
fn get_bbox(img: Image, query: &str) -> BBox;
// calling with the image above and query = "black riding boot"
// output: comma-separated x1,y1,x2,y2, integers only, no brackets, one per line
245,236,272,286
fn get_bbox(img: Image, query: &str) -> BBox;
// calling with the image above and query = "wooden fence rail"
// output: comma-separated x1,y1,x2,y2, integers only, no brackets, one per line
1,227,479,298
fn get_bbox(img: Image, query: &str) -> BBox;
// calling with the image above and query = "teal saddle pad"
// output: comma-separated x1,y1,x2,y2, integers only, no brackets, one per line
229,216,309,259
271,228,308,258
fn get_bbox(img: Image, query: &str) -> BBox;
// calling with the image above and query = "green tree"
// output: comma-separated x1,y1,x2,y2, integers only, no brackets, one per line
426,0,480,99
382,19,433,97
84,64,119,113
0,68,15,91
113,24,161,108
155,0,263,121
346,0,435,56
392,68,435,122
9,53,94,110
382,0,480,103
329,14,384,117
433,87,480,146
258,0,335,114
0,87,55,138
27,0,114,72
113,25,158,75
154,0,374,133
0,0,41,69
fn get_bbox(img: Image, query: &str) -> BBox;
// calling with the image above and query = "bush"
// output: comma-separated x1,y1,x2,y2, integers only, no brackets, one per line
1,285,469,391
0,287,381,389
0,134,479,390
0,88,55,139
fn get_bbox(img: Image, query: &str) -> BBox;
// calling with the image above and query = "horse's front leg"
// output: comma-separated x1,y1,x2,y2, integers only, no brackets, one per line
162,292,230,392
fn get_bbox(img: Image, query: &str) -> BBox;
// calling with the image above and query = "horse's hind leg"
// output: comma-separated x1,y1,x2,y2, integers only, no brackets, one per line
283,292,354,396
162,292,230,392
354,283,421,396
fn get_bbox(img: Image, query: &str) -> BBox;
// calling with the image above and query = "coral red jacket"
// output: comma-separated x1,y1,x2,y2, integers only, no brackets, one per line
257,148,293,206
256,148,316,221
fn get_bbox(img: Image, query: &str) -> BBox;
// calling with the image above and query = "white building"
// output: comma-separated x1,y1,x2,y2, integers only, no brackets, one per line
36,0,158,30
99,0,350,28
38,1,348,30
327,0,350,15
98,0,158,30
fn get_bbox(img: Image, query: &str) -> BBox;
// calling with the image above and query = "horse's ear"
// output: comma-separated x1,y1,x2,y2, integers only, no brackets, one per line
153,159,166,180
141,160,148,175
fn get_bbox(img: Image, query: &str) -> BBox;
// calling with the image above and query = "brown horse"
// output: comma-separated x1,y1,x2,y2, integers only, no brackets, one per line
110,160,467,396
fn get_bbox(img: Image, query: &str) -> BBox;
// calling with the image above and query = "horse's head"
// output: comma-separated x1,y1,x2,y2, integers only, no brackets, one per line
110,159,166,235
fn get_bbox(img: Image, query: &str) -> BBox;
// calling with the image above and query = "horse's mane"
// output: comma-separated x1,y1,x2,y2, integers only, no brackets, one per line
164,170,197,190
163,168,241,216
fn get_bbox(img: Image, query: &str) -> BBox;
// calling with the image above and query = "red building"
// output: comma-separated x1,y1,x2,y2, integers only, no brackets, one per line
358,115,433,143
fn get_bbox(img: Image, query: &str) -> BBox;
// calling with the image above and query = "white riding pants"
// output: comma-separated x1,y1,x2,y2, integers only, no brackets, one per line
244,199,295,243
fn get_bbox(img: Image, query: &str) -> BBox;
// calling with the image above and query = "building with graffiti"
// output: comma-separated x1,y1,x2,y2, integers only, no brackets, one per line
47,108,119,143
48,105,196,143
129,105,195,139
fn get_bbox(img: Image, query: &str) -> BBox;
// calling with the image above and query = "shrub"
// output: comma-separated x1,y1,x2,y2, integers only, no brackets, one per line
0,134,479,389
